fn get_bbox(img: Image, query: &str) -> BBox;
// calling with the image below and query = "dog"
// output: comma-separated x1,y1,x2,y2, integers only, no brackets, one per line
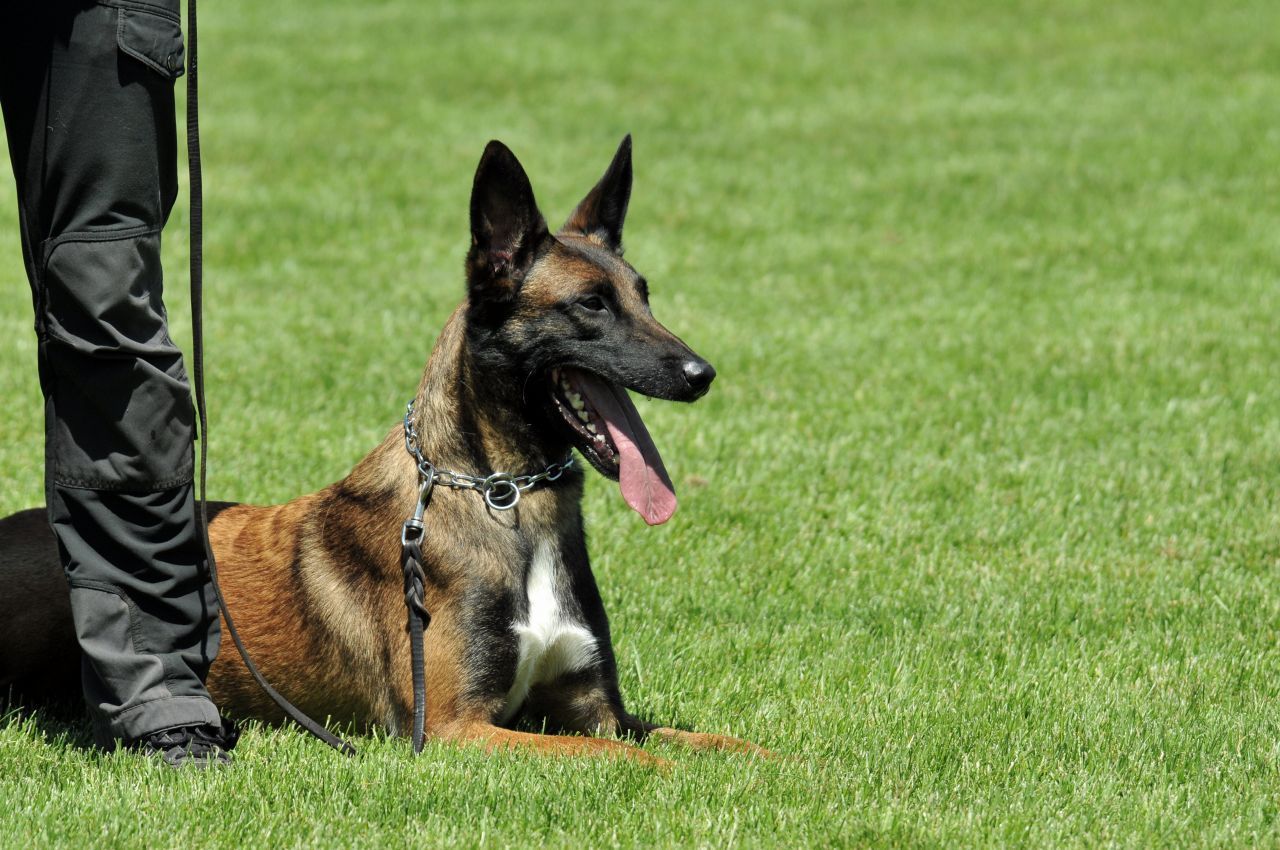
0,137,763,763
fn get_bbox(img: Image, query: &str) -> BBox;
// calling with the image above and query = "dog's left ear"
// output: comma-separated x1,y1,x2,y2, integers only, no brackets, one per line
561,134,633,253
468,140,549,301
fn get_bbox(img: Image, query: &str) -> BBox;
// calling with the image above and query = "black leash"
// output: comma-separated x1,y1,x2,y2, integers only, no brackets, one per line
186,0,355,756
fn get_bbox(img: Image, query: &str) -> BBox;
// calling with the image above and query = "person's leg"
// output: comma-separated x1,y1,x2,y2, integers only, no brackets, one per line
1,1,224,748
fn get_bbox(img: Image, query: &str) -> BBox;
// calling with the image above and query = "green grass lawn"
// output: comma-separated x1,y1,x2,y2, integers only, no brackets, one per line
3,0,1280,846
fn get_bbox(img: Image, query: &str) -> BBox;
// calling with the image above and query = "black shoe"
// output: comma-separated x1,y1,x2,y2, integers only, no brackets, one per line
133,719,239,768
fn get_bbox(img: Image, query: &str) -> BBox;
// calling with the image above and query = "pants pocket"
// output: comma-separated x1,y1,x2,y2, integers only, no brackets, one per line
40,226,194,491
116,4,185,80
68,582,172,713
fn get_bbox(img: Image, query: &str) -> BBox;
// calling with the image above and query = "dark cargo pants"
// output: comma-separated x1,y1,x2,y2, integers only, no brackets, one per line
1,0,222,744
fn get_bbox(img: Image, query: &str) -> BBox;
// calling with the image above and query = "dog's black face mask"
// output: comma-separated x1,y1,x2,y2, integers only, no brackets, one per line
462,136,714,525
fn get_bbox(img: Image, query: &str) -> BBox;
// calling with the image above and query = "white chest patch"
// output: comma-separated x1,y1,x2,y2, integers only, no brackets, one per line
498,539,599,723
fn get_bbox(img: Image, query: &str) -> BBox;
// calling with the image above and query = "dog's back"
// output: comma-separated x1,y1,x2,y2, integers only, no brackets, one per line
0,508,78,704
0,504,237,710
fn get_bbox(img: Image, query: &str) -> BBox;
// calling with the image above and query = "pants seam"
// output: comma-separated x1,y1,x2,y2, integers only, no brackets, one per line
93,1,181,25
40,223,159,268
53,472,194,492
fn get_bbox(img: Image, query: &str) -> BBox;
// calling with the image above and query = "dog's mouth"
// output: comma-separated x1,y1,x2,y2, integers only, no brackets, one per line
548,367,677,526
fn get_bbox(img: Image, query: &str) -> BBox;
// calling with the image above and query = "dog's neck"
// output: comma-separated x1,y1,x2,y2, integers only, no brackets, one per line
337,302,565,522
409,303,564,478
326,303,570,589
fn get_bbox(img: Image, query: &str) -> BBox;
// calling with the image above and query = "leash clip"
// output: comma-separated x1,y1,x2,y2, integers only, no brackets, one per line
401,470,435,545
401,517,424,546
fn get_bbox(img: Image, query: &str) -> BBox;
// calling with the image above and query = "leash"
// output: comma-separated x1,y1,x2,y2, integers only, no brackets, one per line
398,477,432,753
186,0,355,756
398,399,573,752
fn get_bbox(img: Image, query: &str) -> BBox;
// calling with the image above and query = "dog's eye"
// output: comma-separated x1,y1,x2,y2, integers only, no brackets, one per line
577,295,609,314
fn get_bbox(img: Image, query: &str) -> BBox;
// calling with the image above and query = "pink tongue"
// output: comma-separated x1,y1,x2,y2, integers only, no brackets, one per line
571,370,677,525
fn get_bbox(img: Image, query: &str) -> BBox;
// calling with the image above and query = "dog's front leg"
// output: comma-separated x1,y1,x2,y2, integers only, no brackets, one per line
435,720,672,767
523,677,772,758
413,612,669,766
626,719,773,757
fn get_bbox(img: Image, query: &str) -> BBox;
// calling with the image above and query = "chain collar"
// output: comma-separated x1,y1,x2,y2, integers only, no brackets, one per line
401,399,573,513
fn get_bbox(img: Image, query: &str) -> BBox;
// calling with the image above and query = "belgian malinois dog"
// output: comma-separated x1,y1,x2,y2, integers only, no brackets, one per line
0,138,762,763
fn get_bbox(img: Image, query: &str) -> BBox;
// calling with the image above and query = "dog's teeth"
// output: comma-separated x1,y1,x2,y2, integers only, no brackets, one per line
576,409,591,423
586,421,597,434
594,433,605,444
569,393,585,411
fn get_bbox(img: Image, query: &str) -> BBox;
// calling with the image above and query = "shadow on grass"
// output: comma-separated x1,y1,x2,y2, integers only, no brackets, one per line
1,691,97,752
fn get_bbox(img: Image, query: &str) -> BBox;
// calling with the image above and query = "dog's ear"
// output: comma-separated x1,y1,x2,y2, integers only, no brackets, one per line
468,140,549,301
560,134,632,253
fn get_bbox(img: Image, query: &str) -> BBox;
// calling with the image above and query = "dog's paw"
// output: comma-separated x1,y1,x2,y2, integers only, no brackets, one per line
647,727,775,758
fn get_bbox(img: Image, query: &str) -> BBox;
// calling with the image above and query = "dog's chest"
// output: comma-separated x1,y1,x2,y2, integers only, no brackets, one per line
497,537,598,723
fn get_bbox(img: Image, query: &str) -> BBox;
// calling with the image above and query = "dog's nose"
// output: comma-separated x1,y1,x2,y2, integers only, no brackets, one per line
682,359,716,394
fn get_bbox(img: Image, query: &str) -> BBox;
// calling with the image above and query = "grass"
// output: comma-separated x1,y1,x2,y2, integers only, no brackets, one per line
3,0,1280,846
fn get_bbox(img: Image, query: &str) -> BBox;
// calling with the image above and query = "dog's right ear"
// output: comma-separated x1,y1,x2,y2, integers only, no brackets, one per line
467,141,549,302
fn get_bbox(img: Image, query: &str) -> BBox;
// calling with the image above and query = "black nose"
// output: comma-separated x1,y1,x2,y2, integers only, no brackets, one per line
682,359,716,394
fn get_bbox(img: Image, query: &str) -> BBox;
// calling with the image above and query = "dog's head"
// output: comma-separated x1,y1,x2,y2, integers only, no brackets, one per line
463,136,713,525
